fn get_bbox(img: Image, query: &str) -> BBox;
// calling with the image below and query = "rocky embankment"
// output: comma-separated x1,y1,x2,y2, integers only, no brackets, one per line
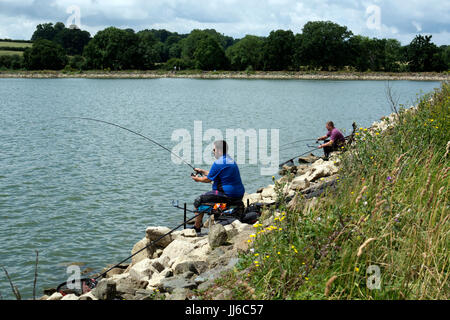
40,109,411,301
1,70,449,81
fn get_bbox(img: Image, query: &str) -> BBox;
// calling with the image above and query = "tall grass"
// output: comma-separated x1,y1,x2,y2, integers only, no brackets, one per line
217,82,449,300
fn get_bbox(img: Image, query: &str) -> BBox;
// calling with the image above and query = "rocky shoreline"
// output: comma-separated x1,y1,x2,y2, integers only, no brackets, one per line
40,108,412,301
1,70,449,81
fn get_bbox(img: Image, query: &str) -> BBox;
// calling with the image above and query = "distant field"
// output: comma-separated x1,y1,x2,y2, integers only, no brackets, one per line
0,41,32,48
0,41,31,56
0,50,23,56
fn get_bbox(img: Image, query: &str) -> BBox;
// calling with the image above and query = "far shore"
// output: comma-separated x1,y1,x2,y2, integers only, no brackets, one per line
1,70,449,81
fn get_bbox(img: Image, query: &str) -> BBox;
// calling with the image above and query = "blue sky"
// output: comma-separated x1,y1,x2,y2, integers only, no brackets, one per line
0,0,448,45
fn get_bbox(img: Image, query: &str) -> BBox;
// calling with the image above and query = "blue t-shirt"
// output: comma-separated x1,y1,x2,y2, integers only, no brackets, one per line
207,154,245,198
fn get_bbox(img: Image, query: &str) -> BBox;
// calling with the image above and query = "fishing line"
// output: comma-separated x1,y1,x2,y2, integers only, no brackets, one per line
56,116,198,175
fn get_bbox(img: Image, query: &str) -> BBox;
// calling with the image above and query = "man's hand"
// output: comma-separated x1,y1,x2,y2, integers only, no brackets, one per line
192,174,212,183
194,168,208,176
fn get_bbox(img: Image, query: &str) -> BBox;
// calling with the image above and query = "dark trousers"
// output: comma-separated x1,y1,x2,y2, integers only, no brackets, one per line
194,190,242,208
323,140,344,158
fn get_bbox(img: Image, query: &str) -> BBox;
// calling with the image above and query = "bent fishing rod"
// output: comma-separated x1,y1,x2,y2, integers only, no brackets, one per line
56,211,200,293
56,117,201,176
279,146,322,168
279,138,318,148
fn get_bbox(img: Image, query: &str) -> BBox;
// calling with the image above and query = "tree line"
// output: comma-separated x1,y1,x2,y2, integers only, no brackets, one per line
1,21,449,72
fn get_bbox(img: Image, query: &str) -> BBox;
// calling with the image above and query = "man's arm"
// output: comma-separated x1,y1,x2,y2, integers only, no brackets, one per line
191,175,212,183
192,168,212,183
319,139,334,148
317,135,328,141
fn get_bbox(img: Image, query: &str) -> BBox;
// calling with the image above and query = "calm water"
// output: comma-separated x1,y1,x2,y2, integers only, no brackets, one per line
0,78,441,299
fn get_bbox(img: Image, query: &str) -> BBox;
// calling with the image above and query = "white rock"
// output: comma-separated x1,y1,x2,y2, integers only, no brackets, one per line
242,193,262,205
261,185,276,198
179,229,197,238
261,197,276,205
146,226,174,248
160,239,197,267
61,293,79,300
129,258,158,282
47,292,63,300
146,272,166,288
79,292,98,300
131,237,154,265
290,176,310,190
231,219,252,233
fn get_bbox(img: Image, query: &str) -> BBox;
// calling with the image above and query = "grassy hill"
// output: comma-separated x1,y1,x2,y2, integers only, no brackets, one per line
207,82,449,300
0,40,32,56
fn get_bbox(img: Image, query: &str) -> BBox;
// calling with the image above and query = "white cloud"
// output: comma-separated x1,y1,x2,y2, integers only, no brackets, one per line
0,0,448,45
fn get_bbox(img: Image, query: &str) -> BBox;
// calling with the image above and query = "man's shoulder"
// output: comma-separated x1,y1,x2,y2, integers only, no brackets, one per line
214,155,236,165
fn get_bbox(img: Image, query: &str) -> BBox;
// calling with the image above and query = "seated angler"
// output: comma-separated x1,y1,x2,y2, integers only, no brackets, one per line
317,121,346,159
191,140,245,233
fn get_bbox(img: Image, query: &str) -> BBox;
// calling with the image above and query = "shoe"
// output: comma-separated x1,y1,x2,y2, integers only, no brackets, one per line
188,225,202,233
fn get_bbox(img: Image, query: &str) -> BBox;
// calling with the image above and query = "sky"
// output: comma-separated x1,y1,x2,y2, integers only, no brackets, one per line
0,0,448,45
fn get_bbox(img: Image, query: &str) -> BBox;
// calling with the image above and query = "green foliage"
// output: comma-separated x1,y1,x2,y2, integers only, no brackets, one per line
83,27,141,70
193,36,228,70
16,21,450,72
263,30,295,71
53,28,91,55
406,35,447,72
23,39,67,70
211,83,450,300
299,21,353,70
31,22,91,56
180,30,229,70
0,54,24,70
226,35,265,71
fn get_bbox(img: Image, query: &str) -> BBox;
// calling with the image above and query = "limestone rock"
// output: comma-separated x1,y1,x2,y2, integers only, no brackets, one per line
91,279,117,300
261,185,276,198
131,237,155,266
146,226,174,248
290,176,310,191
129,258,158,282
46,292,63,300
160,239,197,267
61,293,79,300
79,292,98,300
208,224,228,249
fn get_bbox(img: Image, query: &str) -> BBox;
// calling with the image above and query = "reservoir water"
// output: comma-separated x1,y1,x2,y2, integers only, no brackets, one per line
0,78,441,299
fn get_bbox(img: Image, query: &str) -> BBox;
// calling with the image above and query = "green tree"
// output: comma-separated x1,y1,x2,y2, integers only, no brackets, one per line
31,22,60,41
0,54,24,70
226,35,265,70
83,27,140,70
193,36,228,70
263,30,295,71
136,30,161,69
54,28,91,55
406,35,443,72
299,21,353,70
23,39,67,70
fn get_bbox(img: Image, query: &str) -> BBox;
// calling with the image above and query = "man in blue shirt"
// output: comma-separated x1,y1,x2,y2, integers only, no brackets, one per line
191,140,245,233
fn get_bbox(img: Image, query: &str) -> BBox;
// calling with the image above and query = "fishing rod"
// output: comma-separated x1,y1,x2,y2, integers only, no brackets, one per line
280,141,319,152
57,117,201,176
279,123,358,168
56,210,200,294
279,146,322,168
279,138,318,148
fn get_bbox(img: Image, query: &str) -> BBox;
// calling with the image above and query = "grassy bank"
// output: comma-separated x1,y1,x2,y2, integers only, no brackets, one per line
0,69,449,81
208,83,449,300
